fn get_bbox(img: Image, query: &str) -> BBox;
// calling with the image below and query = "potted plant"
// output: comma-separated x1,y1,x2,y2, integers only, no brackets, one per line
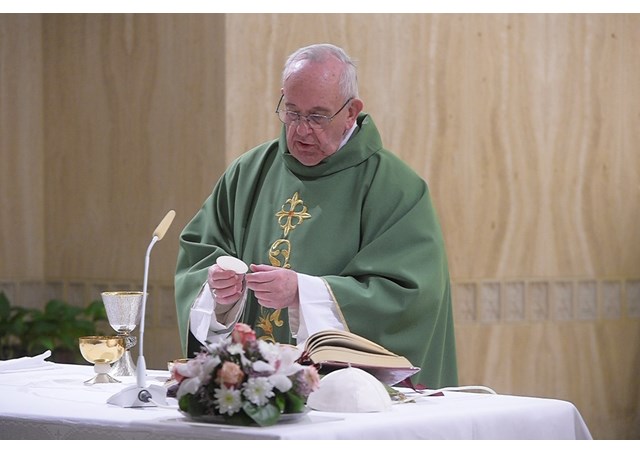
0,291,108,364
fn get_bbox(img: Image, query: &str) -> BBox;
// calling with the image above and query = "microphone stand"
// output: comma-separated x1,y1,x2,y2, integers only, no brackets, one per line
107,211,175,408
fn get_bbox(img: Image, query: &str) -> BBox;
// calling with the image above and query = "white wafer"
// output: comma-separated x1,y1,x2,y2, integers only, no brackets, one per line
216,256,249,274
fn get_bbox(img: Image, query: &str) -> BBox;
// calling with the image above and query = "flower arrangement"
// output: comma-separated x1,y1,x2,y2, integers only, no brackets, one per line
172,323,320,426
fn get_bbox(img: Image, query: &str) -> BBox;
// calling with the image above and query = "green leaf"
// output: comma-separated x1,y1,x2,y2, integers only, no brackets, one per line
243,401,281,427
0,292,10,318
84,300,108,321
274,392,286,412
223,411,255,426
178,394,195,413
283,391,306,414
41,338,55,351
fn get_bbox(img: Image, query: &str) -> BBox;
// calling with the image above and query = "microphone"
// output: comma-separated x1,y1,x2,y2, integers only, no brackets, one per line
107,210,175,408
153,209,176,240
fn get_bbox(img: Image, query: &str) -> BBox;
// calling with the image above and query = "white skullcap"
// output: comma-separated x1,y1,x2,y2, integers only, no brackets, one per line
306,367,392,413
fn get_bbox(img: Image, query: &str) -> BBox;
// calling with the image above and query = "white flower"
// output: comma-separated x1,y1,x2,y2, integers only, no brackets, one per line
252,341,281,374
176,354,220,383
205,341,223,354
243,377,275,406
252,359,274,374
174,356,216,399
201,354,221,377
227,342,244,356
255,344,304,392
176,376,202,399
269,374,293,393
274,345,304,376
273,345,304,392
214,387,243,415
258,341,281,363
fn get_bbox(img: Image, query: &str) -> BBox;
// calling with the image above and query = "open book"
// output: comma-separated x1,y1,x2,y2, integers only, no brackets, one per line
299,329,420,386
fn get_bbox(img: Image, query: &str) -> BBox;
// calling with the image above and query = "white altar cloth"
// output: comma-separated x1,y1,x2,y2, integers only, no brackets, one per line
0,363,592,440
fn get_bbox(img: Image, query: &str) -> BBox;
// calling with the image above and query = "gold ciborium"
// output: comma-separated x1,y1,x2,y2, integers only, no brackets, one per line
101,291,143,376
79,335,125,385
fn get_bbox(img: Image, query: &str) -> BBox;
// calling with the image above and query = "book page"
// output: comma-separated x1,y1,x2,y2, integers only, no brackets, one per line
309,345,413,368
306,330,397,356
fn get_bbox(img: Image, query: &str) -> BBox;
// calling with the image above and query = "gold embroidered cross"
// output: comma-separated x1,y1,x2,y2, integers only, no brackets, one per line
275,192,311,237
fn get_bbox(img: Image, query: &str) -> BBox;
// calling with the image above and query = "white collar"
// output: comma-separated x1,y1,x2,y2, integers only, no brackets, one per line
338,121,358,151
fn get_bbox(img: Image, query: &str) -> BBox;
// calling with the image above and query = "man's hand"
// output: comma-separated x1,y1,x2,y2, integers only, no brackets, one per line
245,264,299,309
207,264,244,305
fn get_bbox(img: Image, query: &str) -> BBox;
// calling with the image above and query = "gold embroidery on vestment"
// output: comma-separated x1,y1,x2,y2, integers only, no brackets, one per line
256,309,284,342
256,191,311,342
268,239,291,269
275,191,311,237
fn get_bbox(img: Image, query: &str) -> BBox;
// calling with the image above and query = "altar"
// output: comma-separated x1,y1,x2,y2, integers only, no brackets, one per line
0,362,592,440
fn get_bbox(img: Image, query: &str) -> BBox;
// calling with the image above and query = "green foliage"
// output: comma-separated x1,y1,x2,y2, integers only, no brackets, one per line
282,390,306,414
0,291,108,363
243,400,281,427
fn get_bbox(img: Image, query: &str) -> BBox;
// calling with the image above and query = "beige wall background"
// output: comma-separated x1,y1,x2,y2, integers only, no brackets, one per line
1,13,638,439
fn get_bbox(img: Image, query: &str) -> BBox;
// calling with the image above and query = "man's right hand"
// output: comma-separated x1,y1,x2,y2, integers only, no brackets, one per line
207,264,244,305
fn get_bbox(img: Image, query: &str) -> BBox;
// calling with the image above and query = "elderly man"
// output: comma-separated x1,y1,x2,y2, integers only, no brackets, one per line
175,43,458,388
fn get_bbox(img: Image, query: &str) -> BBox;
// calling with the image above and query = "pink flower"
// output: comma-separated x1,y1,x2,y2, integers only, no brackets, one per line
171,367,186,384
217,361,245,389
231,323,256,347
294,365,321,397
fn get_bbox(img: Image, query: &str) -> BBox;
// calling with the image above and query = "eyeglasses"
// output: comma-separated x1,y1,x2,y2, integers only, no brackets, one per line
275,95,353,130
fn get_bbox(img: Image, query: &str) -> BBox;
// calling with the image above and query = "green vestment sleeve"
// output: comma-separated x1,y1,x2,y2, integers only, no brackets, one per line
175,113,458,388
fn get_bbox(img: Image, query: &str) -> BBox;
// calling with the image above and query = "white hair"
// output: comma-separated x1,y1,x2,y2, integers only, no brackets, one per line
282,43,359,99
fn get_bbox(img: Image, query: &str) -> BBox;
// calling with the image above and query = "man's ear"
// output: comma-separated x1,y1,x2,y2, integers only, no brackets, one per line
348,98,364,121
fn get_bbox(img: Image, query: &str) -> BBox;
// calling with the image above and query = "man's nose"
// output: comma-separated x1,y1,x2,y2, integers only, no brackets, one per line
294,118,313,135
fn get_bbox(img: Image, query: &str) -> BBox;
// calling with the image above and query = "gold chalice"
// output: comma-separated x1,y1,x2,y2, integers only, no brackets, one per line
79,335,125,385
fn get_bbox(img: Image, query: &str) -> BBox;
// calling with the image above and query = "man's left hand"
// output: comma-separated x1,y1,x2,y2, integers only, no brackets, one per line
245,264,299,309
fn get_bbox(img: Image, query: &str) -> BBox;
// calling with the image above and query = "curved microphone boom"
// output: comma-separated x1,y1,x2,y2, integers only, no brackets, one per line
137,209,175,388
107,210,175,408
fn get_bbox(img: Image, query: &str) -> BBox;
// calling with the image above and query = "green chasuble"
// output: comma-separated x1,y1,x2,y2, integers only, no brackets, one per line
175,113,458,388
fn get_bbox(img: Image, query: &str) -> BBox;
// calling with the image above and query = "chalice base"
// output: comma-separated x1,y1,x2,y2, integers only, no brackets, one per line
85,372,121,385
